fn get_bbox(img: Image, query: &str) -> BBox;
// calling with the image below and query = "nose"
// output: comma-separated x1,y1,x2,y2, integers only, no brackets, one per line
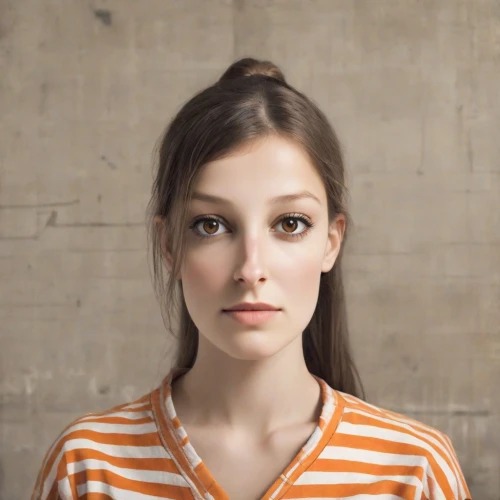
232,236,268,286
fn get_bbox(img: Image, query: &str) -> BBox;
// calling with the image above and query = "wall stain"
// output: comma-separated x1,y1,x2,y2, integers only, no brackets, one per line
93,9,112,26
46,210,58,227
98,385,110,395
101,155,117,170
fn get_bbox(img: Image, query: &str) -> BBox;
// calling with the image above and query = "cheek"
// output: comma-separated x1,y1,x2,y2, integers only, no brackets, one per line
279,253,322,304
181,252,228,304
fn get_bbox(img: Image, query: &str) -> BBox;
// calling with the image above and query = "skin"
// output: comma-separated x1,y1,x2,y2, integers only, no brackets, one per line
156,135,345,445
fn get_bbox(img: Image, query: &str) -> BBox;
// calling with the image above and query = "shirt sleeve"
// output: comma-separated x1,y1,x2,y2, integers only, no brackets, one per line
31,430,76,500
425,433,472,500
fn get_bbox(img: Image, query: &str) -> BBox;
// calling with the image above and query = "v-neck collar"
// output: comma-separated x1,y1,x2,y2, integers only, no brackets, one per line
151,367,346,500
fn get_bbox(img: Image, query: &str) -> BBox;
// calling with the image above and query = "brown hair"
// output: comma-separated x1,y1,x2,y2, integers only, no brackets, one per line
146,57,365,399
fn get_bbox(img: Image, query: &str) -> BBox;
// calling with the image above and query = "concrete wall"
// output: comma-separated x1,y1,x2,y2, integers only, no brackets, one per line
1,1,498,498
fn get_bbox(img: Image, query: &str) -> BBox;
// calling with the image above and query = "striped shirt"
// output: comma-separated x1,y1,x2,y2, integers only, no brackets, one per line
32,368,472,499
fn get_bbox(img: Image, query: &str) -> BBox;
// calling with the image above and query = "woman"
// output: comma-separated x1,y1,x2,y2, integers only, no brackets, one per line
32,57,471,499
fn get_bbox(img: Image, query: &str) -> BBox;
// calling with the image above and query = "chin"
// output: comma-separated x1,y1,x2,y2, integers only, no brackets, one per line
219,332,291,361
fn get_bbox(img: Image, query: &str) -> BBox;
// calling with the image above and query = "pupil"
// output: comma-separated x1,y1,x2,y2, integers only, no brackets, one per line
204,220,217,233
284,219,297,232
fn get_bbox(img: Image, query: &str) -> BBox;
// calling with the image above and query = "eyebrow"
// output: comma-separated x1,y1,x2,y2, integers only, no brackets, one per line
191,190,321,206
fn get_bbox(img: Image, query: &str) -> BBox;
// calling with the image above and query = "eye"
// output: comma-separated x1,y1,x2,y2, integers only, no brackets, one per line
190,216,229,238
274,214,313,239
189,213,315,240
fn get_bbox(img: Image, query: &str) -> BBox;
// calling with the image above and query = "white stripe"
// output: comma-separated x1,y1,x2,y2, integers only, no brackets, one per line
183,441,202,468
56,437,169,459
337,422,453,497
57,420,157,435
321,444,426,465
343,407,465,497
78,409,153,421
340,393,365,406
57,475,73,499
165,395,177,419
40,438,170,500
122,401,151,410
295,471,421,489
344,405,446,445
77,480,174,499
175,423,188,441
67,458,187,486
319,445,429,498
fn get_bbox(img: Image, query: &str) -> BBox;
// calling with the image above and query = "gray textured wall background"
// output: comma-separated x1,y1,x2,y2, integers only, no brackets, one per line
1,0,499,498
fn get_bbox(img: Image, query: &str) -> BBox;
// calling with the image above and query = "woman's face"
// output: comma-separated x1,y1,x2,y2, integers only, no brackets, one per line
165,135,344,361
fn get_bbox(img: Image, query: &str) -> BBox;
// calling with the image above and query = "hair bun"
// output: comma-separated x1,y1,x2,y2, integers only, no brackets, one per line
219,57,287,84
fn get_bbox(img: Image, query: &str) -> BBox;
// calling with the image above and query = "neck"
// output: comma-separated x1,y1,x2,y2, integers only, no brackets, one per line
170,333,322,438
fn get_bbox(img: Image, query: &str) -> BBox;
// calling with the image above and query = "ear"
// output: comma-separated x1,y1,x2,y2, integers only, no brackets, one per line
153,215,180,279
321,214,346,273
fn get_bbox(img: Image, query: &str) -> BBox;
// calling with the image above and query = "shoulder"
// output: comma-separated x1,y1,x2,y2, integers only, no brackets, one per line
334,391,471,499
50,391,157,453
337,390,449,445
32,391,158,499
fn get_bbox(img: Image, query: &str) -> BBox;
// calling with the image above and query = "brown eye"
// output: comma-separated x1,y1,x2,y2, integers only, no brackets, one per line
189,216,228,238
281,218,299,233
202,220,219,235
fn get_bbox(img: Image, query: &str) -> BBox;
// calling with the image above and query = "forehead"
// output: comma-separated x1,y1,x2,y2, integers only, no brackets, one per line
191,136,326,205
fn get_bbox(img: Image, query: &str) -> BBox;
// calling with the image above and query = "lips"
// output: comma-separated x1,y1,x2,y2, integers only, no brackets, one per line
222,309,280,325
223,302,280,312
226,308,279,311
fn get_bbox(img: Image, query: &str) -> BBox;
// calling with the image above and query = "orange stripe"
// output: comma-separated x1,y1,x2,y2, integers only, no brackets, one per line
342,411,456,472
332,433,456,498
309,457,426,481
285,479,418,500
63,448,179,473
72,469,190,497
42,428,160,447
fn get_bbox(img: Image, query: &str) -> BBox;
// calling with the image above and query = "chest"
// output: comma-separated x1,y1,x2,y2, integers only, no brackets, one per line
187,423,317,500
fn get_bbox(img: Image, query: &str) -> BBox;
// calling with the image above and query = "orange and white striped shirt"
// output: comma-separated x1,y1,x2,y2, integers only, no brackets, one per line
32,368,472,499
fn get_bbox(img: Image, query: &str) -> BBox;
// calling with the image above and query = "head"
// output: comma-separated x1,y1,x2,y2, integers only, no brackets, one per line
147,57,364,399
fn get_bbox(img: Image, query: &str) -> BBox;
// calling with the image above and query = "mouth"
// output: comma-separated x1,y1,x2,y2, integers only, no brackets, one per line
222,302,281,312
222,308,281,312
222,309,281,326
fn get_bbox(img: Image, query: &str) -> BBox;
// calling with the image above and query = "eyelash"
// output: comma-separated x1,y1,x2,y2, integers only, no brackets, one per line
189,213,315,241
